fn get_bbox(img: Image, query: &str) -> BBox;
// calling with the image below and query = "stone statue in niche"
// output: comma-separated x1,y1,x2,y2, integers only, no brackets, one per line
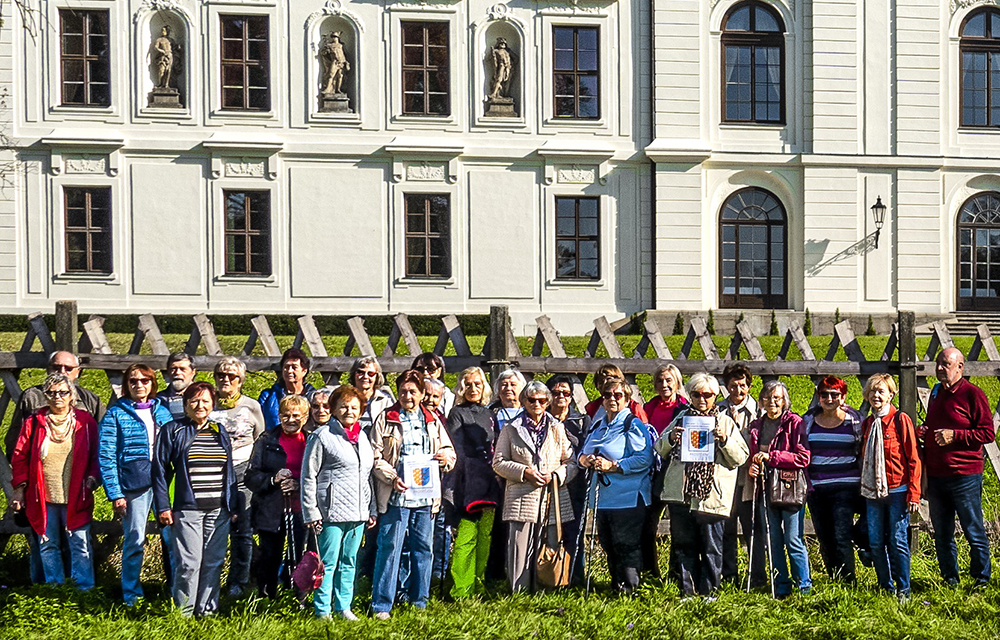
485,37,516,117
147,25,182,108
318,31,352,113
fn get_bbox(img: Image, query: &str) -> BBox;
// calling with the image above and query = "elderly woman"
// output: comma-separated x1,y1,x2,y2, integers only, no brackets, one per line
412,352,455,416
258,348,317,431
546,374,591,584
578,378,654,593
98,363,175,604
302,385,378,620
370,370,456,620
306,387,335,433
803,376,865,584
861,374,921,599
10,373,100,590
492,368,526,431
747,380,811,598
492,380,574,592
245,394,311,599
349,356,395,433
642,364,688,579
584,365,649,423
655,373,748,596
446,367,501,598
153,382,237,616
210,355,266,596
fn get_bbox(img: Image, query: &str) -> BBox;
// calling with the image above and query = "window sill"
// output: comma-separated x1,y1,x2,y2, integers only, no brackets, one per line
395,277,456,287
210,109,278,122
139,106,193,120
213,274,278,286
308,111,363,126
547,278,605,289
543,117,606,129
391,114,458,129
719,122,786,130
53,272,118,284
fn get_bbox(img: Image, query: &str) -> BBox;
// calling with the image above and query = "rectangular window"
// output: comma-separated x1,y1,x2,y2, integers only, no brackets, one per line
64,187,112,274
555,196,600,280
553,26,599,119
401,21,450,116
224,190,271,276
220,15,270,111
404,193,450,278
59,9,110,107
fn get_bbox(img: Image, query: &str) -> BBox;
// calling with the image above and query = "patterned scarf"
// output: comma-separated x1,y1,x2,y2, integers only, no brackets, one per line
523,412,550,451
670,405,718,501
216,392,242,411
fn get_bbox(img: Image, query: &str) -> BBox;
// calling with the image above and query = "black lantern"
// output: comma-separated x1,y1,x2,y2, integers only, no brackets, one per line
870,196,887,249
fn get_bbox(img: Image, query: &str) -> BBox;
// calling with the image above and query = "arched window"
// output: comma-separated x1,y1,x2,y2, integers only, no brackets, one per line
960,8,1000,127
721,1,784,124
957,192,1000,310
720,187,787,309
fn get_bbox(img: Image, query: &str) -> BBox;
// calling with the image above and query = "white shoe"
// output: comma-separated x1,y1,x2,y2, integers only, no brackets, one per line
338,610,359,621
374,611,391,621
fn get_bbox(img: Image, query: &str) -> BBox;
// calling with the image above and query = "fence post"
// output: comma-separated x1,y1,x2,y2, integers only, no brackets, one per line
54,300,78,355
488,305,510,382
898,310,917,422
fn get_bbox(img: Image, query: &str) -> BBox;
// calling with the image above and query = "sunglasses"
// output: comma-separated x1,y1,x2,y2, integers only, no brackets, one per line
214,372,239,380
415,365,440,373
552,390,572,398
45,389,71,399
602,392,625,400
692,392,716,400
525,397,549,405
128,377,153,385
819,391,842,399
49,364,78,373
356,370,378,378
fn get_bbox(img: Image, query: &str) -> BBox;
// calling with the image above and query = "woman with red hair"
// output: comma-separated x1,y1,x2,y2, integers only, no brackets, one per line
803,376,865,583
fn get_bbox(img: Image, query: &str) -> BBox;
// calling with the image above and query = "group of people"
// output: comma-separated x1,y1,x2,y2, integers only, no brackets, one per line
3,346,994,618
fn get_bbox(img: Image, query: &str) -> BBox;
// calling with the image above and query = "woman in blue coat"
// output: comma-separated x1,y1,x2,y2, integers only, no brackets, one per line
98,363,174,605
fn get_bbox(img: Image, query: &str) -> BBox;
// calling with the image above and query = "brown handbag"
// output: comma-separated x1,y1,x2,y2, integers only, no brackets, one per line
536,476,572,588
768,467,808,508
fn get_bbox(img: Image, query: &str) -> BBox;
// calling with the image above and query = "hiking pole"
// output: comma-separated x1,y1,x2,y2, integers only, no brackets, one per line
585,472,604,596
570,468,593,584
746,474,758,593
761,467,776,599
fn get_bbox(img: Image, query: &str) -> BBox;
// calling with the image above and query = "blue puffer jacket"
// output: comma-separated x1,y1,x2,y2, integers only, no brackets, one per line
99,399,174,501
258,381,316,431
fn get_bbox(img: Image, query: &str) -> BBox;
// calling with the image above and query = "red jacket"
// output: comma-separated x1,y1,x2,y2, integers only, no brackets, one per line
11,408,100,536
585,397,649,424
748,411,810,470
923,379,996,478
862,406,921,504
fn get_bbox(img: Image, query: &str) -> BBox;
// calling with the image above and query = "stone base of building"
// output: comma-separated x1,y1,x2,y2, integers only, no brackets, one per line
484,96,515,117
319,92,351,113
147,87,182,108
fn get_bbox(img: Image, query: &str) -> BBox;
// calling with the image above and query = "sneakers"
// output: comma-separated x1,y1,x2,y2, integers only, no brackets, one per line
338,610,359,621
374,611,391,621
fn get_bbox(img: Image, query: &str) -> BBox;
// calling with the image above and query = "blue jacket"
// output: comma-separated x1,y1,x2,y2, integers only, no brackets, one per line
98,399,174,501
579,408,654,510
258,381,317,431
152,418,238,514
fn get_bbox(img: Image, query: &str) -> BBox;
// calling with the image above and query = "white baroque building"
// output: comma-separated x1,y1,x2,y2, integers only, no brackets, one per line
4,0,1000,333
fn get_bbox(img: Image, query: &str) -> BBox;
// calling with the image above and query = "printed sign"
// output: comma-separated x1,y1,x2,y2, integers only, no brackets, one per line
401,454,441,501
680,416,716,463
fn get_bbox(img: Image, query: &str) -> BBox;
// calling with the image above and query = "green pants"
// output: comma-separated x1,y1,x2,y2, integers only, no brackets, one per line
449,508,495,599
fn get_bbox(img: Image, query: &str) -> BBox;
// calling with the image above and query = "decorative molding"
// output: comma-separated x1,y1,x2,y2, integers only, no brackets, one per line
64,156,108,175
224,158,267,178
556,165,596,184
41,134,124,176
305,0,365,35
389,1,458,11
537,141,614,185
132,0,194,25
475,2,529,31
540,0,607,16
406,162,447,182
952,0,1000,14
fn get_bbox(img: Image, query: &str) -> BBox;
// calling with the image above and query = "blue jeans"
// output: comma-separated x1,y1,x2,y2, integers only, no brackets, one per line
867,491,911,594
763,503,811,596
432,508,451,583
371,505,433,614
927,474,992,584
121,489,159,603
40,504,94,590
314,521,365,617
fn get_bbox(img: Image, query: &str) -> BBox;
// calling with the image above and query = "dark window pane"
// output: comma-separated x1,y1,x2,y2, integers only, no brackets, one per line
555,97,575,117
726,6,750,30
401,23,450,116
222,40,244,61
755,7,780,32
62,34,84,56
966,12,986,38
723,3,784,124
426,23,448,47
719,187,786,308
554,27,574,50
554,50,574,71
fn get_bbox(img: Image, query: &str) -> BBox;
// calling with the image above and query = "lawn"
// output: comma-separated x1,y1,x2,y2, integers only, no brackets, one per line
1,330,999,638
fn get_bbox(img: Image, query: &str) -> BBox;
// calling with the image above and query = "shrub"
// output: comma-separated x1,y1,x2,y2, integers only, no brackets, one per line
672,313,684,336
804,308,812,336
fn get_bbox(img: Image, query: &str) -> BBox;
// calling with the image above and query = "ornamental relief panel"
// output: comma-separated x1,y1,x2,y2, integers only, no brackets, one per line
405,162,447,182
224,158,267,178
64,156,108,174
556,164,597,184
952,0,1000,14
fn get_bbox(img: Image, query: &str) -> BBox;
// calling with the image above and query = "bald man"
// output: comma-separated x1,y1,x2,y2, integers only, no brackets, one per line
922,347,994,588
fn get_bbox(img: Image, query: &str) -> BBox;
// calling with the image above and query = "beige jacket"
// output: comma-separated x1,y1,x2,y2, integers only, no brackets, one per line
654,412,749,517
370,404,456,514
493,413,576,524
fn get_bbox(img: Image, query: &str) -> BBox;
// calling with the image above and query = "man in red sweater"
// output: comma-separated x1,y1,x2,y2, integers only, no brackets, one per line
922,347,994,587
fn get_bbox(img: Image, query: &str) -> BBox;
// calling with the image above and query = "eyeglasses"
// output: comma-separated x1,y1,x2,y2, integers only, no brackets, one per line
552,391,572,398
214,372,239,380
128,377,153,385
692,392,716,400
819,391,842,399
415,365,439,373
356,370,378,379
49,364,78,373
602,392,625,400
311,403,330,411
525,397,549,405
45,389,71,399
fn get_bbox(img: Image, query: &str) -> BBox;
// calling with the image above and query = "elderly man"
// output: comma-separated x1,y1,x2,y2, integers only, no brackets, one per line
3,350,105,584
923,347,995,588
158,352,197,420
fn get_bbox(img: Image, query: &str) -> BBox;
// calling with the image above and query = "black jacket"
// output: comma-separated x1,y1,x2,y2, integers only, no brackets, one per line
446,403,502,519
244,429,305,533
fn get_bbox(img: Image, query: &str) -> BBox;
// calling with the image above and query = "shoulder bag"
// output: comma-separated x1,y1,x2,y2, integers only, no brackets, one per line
767,467,807,508
536,475,572,588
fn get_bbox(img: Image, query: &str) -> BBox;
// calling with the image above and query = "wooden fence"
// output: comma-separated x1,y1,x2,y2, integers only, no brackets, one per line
1,304,1000,558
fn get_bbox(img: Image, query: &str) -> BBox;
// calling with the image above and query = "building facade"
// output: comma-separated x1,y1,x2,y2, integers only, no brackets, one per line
0,0,653,334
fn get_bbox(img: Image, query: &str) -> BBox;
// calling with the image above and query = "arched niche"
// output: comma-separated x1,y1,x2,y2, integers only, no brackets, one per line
314,16,359,115
482,21,521,118
142,10,187,108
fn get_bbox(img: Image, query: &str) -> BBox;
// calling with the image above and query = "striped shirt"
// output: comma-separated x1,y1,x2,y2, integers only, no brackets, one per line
187,426,228,510
805,409,863,488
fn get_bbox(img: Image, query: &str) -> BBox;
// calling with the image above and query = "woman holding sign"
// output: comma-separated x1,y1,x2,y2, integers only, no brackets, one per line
654,373,748,597
747,380,811,598
578,378,654,593
369,370,455,620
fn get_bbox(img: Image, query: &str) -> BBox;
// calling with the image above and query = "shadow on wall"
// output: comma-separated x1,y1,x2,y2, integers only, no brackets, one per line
804,234,877,277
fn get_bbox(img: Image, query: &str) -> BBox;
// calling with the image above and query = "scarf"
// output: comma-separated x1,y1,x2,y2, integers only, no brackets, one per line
861,410,890,500
41,409,75,460
216,392,242,411
670,405,718,501
134,400,154,410
343,420,362,444
523,412,550,451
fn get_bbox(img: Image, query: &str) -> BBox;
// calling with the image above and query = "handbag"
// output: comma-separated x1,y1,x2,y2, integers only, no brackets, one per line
767,467,807,508
535,476,572,588
292,529,325,593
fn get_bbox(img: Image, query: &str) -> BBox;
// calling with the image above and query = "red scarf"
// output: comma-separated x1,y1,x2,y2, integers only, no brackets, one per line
344,421,362,444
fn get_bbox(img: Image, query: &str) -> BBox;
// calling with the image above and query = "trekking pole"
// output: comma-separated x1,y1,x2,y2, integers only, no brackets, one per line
570,468,593,584
585,472,604,596
760,466,776,599
746,474,757,593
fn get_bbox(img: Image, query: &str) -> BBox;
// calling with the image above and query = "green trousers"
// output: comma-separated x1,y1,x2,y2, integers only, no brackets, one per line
449,508,495,599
